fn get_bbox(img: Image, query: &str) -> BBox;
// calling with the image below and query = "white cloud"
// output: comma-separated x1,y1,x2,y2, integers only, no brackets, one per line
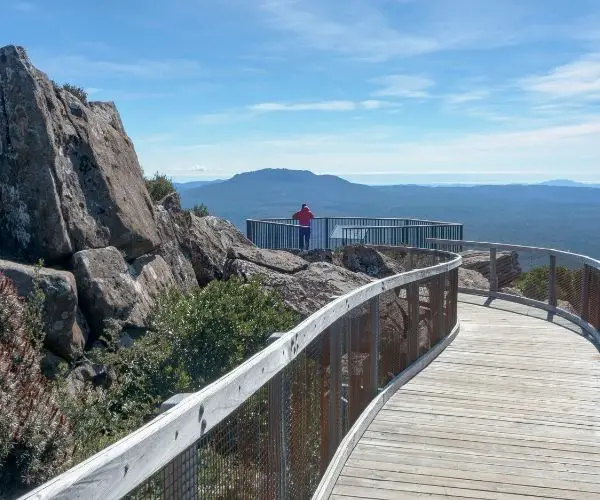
247,100,392,112
521,54,600,100
371,74,434,98
445,90,491,105
253,0,583,62
258,0,439,61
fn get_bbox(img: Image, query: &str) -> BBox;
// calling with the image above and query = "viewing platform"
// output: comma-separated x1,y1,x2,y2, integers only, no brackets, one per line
23,232,600,500
246,217,464,250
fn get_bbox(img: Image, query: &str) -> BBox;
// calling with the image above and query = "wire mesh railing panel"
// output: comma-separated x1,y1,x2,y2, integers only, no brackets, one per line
378,286,409,387
586,266,600,330
126,384,271,500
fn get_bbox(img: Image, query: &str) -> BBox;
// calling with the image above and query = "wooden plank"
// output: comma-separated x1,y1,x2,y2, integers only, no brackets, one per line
321,300,600,500
342,466,600,499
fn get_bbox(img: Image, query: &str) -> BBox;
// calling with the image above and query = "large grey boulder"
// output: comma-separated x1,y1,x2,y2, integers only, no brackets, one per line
155,203,198,292
342,245,405,278
0,45,160,264
72,247,176,337
286,248,334,264
172,213,254,285
461,251,521,287
458,267,490,290
227,245,308,273
225,259,373,317
0,259,88,360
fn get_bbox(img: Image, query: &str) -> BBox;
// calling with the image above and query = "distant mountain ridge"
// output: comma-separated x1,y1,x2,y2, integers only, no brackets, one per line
538,179,600,188
174,179,223,190
178,169,600,258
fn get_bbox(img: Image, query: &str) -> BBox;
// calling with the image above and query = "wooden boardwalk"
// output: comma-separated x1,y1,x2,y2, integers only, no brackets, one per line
328,296,600,500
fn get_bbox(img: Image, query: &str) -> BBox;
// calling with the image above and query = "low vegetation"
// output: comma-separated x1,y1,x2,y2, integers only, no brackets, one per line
0,271,72,496
515,265,582,307
0,274,298,493
145,172,210,216
192,203,209,217
145,172,176,202
52,81,88,104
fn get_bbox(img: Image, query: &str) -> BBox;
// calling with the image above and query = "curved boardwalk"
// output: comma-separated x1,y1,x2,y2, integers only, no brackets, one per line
328,296,600,500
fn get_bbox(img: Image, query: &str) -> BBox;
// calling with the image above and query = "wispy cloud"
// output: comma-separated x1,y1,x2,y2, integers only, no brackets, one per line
37,54,204,80
247,100,392,112
445,90,491,105
371,75,434,98
258,0,439,61
521,53,600,100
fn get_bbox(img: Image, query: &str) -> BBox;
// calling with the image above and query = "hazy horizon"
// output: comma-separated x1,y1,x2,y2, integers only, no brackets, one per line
173,169,600,186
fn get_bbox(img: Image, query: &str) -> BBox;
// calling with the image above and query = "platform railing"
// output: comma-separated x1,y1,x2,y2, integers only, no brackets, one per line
247,217,463,251
429,238,600,346
23,249,461,500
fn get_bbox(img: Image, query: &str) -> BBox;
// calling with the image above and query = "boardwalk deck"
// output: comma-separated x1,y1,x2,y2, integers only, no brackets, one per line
328,296,600,500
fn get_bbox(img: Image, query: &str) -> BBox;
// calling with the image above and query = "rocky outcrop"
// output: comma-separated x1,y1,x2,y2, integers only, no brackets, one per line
72,247,176,337
0,259,88,360
0,45,160,264
342,245,405,278
461,251,521,288
66,361,116,395
286,248,334,264
227,245,308,273
155,201,198,292
225,255,373,317
458,267,490,290
173,213,254,285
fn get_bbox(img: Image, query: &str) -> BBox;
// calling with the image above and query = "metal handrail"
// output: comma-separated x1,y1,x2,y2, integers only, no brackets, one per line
24,249,462,500
428,238,600,347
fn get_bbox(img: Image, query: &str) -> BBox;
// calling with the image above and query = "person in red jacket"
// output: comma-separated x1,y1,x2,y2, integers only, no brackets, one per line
292,203,315,250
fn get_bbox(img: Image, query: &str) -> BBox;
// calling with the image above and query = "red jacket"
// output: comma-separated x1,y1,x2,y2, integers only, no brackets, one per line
292,206,314,227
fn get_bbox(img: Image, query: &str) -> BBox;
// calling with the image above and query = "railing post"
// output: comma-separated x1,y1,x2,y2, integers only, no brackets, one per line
430,273,446,345
267,333,288,498
319,329,330,474
328,321,341,460
549,255,557,308
370,296,380,398
489,247,498,293
581,264,591,322
325,217,330,249
407,282,420,365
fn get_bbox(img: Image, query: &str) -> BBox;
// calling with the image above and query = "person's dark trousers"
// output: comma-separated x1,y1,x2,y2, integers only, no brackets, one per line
299,226,311,250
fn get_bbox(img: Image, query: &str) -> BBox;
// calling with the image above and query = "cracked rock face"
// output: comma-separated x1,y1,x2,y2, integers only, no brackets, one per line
0,45,160,264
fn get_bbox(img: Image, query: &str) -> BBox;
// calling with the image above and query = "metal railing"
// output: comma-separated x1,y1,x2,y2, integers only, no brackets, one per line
247,217,463,251
429,238,600,346
24,249,461,500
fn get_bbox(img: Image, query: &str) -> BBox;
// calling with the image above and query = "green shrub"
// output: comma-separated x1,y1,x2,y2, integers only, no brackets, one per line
0,273,73,496
145,172,176,202
191,203,209,217
515,265,582,306
150,278,299,388
61,83,88,104
60,278,299,464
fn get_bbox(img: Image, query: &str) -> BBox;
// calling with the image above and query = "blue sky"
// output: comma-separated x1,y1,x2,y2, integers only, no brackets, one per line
3,0,600,183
